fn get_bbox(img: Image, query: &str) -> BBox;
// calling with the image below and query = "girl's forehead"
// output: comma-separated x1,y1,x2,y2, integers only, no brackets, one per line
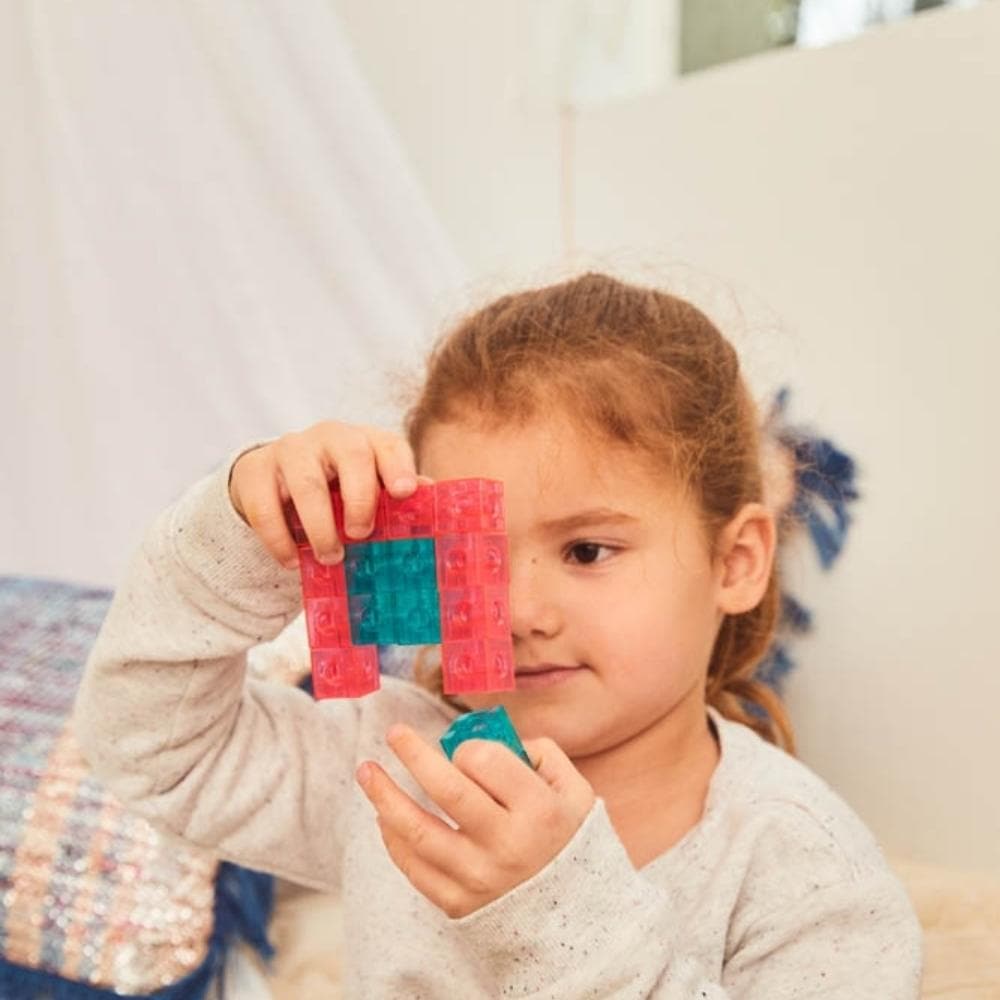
417,416,682,515
419,415,604,476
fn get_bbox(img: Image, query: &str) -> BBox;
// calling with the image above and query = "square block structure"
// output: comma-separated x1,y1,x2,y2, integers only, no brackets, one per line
289,480,515,698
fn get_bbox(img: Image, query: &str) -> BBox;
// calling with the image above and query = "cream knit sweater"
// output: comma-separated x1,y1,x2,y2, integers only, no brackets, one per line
74,460,923,998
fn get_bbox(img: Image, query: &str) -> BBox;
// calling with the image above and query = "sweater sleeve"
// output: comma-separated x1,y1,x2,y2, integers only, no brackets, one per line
452,801,922,999
73,455,361,892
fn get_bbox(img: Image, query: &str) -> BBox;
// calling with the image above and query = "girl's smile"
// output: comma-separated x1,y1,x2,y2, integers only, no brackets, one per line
514,662,589,689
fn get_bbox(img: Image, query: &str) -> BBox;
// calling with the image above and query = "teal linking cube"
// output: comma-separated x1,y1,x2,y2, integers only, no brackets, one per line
345,539,440,645
439,706,532,767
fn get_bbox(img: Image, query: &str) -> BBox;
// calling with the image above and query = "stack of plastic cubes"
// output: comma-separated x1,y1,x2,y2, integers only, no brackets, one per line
289,479,515,698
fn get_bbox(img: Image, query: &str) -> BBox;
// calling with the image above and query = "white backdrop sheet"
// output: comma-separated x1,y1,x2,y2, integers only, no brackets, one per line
0,0,465,587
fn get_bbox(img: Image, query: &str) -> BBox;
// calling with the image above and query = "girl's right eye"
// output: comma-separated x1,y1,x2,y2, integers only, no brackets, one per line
564,541,615,566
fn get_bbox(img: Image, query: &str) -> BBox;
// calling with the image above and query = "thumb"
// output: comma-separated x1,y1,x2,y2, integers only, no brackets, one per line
522,737,595,805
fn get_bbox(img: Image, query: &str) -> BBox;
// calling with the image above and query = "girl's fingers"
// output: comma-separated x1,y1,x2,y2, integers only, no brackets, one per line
360,740,593,920
451,738,549,811
521,737,596,811
376,824,472,919
235,422,421,568
320,427,380,540
369,429,419,498
236,454,301,569
386,726,506,836
277,445,341,563
357,761,476,879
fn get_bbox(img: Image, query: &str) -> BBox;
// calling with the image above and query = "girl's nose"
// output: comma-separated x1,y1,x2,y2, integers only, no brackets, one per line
507,557,562,640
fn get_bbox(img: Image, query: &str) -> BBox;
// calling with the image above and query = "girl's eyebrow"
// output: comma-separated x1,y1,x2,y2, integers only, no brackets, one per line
537,508,640,535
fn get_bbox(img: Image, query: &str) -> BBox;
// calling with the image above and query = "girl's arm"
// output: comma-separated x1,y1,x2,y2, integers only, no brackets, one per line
74,422,420,889
361,728,921,997
451,799,922,999
75,458,357,887
73,453,365,890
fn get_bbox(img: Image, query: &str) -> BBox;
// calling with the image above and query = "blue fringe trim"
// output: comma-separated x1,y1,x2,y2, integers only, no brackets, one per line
753,388,860,696
769,386,860,570
0,863,274,1000
753,594,814,696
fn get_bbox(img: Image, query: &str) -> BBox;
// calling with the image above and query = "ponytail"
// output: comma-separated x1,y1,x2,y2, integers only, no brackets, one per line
706,570,795,753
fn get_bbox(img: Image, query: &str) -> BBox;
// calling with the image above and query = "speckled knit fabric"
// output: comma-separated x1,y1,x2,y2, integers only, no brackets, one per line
73,460,923,999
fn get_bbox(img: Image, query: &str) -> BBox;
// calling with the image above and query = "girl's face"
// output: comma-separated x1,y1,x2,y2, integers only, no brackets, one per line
418,414,727,762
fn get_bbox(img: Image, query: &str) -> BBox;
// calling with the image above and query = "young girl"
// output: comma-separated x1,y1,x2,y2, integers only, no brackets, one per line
75,273,922,997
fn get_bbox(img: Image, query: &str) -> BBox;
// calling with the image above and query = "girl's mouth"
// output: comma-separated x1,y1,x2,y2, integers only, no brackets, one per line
514,664,585,690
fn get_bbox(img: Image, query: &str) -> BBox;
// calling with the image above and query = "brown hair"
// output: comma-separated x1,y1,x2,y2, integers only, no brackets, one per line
404,272,795,753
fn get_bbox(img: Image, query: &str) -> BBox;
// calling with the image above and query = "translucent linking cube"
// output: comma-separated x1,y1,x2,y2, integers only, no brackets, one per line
439,706,532,767
289,479,515,698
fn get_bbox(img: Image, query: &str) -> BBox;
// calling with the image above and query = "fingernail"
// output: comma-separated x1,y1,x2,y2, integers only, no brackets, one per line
318,548,343,565
391,475,417,494
356,762,372,788
283,556,300,571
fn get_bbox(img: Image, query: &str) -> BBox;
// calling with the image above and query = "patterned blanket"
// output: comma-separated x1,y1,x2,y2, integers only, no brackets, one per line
0,577,273,999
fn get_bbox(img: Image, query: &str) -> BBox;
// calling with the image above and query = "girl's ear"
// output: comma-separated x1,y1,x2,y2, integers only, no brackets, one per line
713,503,776,615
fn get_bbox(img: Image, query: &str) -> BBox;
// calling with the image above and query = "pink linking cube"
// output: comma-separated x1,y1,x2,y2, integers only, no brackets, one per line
442,641,515,694
288,479,515,699
311,646,379,700
434,480,505,533
435,534,509,589
440,587,511,642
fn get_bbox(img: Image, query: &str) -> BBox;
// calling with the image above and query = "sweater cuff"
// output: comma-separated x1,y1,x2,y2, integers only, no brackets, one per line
454,799,671,994
165,445,303,622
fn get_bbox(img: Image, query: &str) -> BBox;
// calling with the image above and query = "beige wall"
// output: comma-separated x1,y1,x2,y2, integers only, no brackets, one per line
331,0,564,277
335,1,1000,872
572,4,1000,874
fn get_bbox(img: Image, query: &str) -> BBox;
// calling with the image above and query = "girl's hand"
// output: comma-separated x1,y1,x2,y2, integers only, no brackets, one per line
356,725,596,919
228,422,419,569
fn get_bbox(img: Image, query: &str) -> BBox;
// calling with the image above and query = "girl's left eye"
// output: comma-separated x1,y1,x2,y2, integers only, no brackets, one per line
565,542,615,565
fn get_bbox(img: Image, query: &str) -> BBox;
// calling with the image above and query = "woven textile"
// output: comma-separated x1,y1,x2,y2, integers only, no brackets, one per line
0,577,273,998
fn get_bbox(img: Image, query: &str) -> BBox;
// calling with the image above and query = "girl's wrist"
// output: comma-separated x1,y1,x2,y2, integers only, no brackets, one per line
227,443,268,524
